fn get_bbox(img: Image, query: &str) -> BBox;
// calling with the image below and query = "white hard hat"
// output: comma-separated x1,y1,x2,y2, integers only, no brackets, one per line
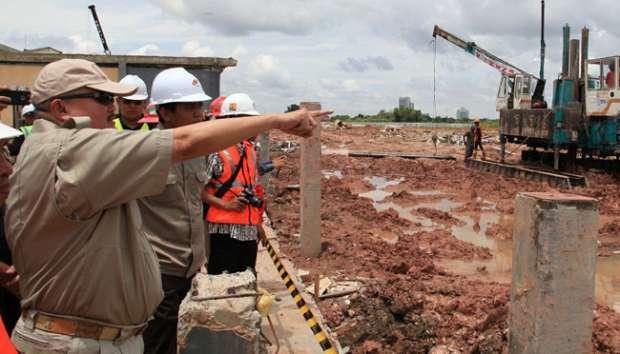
21,104,36,117
150,67,211,105
219,93,260,117
0,122,22,140
119,75,149,101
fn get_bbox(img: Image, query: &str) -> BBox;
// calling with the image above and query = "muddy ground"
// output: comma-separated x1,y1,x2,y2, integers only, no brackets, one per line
265,125,620,353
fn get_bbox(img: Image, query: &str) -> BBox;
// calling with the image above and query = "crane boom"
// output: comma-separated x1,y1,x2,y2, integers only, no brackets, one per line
88,4,111,55
432,25,539,80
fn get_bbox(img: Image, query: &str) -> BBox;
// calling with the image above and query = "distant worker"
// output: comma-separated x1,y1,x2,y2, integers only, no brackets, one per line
472,118,486,159
207,95,226,120
113,74,156,131
7,104,40,156
431,132,438,155
204,93,266,275
606,63,616,89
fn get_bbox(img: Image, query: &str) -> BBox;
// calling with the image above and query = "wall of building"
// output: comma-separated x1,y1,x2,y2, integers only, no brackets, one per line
0,63,118,126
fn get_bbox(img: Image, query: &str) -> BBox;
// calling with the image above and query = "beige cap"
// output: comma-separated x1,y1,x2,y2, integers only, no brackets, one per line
31,59,137,105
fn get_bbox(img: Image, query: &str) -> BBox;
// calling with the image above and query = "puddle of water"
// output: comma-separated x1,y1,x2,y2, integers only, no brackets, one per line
359,190,392,202
439,237,620,312
322,170,343,179
416,198,463,213
356,174,620,312
451,213,501,249
364,176,404,189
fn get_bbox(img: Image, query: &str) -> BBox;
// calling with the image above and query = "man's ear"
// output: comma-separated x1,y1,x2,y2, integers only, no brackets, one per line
48,98,67,117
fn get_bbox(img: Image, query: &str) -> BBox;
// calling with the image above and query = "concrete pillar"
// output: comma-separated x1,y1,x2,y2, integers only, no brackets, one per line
509,192,599,354
258,132,271,193
299,102,321,257
178,270,263,354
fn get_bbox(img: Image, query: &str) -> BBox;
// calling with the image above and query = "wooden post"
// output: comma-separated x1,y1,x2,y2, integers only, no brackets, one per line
299,102,321,257
509,192,598,354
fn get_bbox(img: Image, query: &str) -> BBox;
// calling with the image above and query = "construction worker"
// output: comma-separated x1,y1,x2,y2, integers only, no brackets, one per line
204,93,271,275
7,104,39,156
113,74,155,131
5,59,327,353
139,67,211,354
207,95,226,120
606,62,616,89
472,118,486,159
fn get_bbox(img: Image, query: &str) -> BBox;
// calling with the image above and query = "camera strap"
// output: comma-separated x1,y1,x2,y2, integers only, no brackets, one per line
204,146,247,218
214,145,247,199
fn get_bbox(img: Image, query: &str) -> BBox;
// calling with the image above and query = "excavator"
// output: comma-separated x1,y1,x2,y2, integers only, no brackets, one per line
432,25,547,111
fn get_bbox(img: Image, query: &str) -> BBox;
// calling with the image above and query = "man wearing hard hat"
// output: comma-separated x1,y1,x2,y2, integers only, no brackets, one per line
203,93,268,276
5,59,328,353
139,67,211,353
7,104,39,156
113,74,156,131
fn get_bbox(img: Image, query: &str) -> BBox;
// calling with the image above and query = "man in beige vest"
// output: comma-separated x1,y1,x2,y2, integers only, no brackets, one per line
138,67,210,353
5,59,327,353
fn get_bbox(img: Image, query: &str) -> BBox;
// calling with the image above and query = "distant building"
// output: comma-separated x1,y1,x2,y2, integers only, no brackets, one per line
456,107,469,119
398,96,414,109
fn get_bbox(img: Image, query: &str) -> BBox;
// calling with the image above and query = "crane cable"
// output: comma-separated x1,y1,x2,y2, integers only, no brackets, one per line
433,37,437,120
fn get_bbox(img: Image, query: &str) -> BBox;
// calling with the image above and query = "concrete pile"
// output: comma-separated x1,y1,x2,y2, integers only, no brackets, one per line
177,270,264,354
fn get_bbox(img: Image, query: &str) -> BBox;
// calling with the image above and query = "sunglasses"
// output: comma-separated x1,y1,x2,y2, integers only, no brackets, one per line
57,91,115,105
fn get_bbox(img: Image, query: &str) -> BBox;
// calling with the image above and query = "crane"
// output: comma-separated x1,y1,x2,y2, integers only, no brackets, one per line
88,4,111,55
432,25,546,110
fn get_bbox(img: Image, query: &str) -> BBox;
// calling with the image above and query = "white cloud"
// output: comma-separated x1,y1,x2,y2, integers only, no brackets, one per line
181,40,214,57
129,44,162,55
247,54,292,89
67,35,100,54
230,45,248,59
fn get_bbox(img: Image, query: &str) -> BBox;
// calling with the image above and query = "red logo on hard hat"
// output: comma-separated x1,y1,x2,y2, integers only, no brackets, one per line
192,79,199,86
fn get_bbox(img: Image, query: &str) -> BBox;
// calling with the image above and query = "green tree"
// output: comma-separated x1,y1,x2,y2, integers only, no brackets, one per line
285,104,300,112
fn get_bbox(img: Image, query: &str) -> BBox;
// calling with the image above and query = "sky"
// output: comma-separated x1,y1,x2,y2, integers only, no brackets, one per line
2,0,620,118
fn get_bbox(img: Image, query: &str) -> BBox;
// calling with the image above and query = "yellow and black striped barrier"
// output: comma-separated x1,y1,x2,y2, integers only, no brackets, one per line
260,236,338,354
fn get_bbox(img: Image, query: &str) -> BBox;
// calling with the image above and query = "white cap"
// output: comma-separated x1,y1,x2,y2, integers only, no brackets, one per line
0,122,22,140
21,104,36,117
219,93,260,117
119,75,149,101
150,67,211,105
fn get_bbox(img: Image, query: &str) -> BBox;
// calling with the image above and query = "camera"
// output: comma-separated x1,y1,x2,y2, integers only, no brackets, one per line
240,187,263,208
0,88,31,106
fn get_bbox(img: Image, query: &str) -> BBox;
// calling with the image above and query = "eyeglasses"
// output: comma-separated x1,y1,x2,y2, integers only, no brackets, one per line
57,91,115,105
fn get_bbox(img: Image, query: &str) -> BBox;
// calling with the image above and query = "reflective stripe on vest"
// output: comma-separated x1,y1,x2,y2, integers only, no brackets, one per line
113,118,150,131
20,125,32,136
206,141,261,225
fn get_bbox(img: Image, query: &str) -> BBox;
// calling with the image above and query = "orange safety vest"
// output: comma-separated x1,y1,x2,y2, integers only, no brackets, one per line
0,316,16,354
206,141,262,225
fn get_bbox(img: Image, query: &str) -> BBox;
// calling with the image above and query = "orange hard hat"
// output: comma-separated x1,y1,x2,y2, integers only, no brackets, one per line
209,96,227,119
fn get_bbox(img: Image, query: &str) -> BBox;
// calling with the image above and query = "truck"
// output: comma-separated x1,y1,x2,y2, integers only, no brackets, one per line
500,25,620,169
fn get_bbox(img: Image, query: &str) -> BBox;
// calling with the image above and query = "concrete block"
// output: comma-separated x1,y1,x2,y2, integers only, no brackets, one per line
509,192,599,354
178,270,263,354
299,102,322,257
